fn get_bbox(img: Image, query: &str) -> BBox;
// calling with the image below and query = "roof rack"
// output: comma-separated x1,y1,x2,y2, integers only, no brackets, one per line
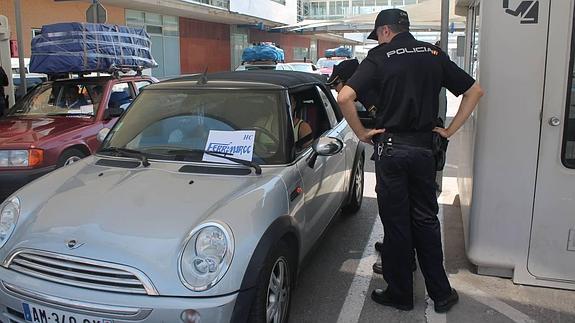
47,65,145,81
109,65,144,78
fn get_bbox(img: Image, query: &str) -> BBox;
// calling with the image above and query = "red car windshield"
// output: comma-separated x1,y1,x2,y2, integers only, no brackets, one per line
8,81,105,117
316,59,343,69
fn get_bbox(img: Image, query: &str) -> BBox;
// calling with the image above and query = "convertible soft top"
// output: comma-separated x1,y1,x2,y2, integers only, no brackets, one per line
165,71,329,90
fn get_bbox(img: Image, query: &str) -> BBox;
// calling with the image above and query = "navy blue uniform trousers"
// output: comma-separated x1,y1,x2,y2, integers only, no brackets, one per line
375,144,452,303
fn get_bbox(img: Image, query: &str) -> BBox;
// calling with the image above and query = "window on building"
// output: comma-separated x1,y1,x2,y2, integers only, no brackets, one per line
352,0,362,14
271,0,286,4
126,10,145,27
293,48,309,61
163,16,179,37
310,2,327,18
186,0,230,10
126,10,180,78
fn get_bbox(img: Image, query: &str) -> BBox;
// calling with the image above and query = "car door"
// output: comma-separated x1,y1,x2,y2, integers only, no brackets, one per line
296,86,347,248
527,0,575,282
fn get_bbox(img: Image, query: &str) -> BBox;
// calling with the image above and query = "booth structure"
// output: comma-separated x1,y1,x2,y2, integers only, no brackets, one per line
0,16,14,107
455,0,575,290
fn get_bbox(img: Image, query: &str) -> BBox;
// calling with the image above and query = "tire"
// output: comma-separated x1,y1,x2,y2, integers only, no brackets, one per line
57,148,86,168
248,240,295,323
342,154,364,214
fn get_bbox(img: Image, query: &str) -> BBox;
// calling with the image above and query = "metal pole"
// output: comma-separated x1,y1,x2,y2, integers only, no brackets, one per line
14,0,26,95
92,0,98,24
439,0,450,122
437,0,450,188
440,0,449,53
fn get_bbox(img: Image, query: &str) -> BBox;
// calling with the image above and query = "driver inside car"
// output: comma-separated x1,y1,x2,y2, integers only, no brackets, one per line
289,95,313,149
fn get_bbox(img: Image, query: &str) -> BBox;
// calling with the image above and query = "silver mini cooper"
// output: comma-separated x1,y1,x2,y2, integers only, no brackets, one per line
0,71,365,323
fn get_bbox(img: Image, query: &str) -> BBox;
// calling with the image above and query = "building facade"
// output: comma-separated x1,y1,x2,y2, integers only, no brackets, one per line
0,0,348,77
300,0,423,20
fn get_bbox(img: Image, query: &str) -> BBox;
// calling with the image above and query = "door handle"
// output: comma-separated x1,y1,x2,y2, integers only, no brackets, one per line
548,117,561,126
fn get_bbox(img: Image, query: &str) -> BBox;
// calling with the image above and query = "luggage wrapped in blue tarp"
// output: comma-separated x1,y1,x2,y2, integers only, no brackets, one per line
324,49,336,58
325,46,352,58
242,44,285,63
29,23,157,74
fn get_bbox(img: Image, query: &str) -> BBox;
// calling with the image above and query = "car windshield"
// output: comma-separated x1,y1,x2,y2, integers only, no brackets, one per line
289,64,313,72
102,89,289,165
8,81,105,117
316,59,342,69
244,65,277,70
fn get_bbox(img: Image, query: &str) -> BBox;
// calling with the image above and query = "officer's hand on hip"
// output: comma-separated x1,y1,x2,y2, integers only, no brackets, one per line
433,127,451,139
360,128,386,145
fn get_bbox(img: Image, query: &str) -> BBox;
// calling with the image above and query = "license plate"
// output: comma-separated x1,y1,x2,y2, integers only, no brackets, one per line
22,302,113,323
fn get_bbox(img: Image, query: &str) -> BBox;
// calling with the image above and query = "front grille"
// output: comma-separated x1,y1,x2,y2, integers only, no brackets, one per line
4,250,157,295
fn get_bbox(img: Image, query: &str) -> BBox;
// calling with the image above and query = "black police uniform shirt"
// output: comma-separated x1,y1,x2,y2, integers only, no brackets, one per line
347,32,475,133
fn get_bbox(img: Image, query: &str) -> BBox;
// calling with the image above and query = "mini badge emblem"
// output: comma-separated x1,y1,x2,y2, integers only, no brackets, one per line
66,239,85,250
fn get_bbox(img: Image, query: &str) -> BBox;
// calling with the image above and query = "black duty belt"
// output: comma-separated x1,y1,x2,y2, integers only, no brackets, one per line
372,132,433,149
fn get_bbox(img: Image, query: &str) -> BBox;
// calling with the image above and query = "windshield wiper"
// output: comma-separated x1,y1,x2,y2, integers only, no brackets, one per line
99,147,151,167
167,149,262,175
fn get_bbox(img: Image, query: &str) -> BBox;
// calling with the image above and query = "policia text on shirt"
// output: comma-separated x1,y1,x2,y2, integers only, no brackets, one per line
337,9,484,313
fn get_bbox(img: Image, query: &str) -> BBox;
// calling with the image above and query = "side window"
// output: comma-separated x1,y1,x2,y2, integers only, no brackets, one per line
290,87,340,154
109,82,135,111
135,81,152,93
316,86,338,127
563,25,575,168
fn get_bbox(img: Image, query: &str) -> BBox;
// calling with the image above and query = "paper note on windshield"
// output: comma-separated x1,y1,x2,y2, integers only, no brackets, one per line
203,130,256,164
80,104,94,114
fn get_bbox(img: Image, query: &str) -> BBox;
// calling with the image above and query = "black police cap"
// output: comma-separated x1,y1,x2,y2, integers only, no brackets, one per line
326,59,359,86
367,9,410,41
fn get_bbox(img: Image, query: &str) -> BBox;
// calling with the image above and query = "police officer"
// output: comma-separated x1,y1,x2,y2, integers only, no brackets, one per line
328,58,417,276
327,58,375,114
337,9,484,312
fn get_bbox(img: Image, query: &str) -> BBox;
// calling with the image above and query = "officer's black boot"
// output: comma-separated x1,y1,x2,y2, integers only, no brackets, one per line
371,289,414,311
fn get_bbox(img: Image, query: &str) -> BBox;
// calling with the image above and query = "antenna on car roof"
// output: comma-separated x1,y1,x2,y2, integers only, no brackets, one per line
197,67,209,85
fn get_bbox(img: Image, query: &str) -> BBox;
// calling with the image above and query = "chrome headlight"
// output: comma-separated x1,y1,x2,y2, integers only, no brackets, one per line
179,222,234,292
0,197,20,249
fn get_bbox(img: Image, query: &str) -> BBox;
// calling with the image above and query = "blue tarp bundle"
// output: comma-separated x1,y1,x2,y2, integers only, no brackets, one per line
29,23,157,74
325,46,352,58
242,44,285,63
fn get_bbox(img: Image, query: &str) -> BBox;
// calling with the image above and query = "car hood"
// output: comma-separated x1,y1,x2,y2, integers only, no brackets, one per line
0,116,94,146
6,158,288,296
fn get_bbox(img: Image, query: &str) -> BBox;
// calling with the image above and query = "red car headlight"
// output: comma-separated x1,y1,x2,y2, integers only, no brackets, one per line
0,149,44,167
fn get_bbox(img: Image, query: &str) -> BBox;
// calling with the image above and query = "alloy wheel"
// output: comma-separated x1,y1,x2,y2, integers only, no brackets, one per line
266,257,290,323
354,158,364,203
64,156,82,166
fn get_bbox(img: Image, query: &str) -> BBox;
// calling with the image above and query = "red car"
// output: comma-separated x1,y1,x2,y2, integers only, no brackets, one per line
0,75,157,199
316,57,347,77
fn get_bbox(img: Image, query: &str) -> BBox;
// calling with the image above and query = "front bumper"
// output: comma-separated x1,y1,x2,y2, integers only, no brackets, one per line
0,166,56,202
0,267,238,323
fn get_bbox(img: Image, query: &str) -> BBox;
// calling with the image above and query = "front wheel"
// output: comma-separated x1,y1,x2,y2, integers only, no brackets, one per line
342,154,364,214
57,149,87,168
248,241,295,323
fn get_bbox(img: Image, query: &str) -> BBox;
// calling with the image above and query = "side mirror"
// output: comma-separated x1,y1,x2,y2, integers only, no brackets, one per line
97,128,111,143
313,137,343,156
104,106,124,120
307,137,344,168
